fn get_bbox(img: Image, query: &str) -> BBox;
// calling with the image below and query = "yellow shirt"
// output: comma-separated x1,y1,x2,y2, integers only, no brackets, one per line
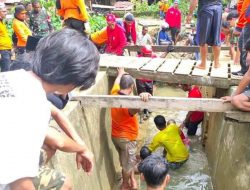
163,3,170,12
0,20,12,50
13,18,32,47
148,123,189,162
159,1,164,11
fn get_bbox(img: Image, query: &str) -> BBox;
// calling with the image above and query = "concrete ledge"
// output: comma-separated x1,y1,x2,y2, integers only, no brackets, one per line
49,72,119,190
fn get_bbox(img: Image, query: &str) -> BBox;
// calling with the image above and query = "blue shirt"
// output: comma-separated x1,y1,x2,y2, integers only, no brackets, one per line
158,30,172,45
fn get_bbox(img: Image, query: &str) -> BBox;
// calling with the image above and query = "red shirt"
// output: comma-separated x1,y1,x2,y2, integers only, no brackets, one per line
236,0,250,31
123,21,137,44
165,7,181,29
188,86,204,122
105,24,127,56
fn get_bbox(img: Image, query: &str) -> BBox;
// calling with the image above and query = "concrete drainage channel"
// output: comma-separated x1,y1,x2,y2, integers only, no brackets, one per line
49,73,250,190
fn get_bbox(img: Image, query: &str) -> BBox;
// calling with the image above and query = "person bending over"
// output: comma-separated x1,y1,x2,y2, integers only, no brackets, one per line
148,115,189,170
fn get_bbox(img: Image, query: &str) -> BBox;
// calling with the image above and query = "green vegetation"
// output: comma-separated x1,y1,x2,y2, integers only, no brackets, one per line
89,14,106,32
39,0,62,30
133,0,189,18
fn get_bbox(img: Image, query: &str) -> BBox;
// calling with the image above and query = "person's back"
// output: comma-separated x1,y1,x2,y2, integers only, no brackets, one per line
149,123,189,162
111,76,139,141
56,0,88,22
56,0,89,33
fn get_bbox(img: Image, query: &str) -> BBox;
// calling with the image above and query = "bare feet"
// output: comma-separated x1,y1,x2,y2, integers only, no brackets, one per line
195,63,206,70
214,62,221,68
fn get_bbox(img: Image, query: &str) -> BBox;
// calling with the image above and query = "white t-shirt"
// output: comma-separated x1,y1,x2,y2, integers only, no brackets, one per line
136,32,152,46
0,70,50,187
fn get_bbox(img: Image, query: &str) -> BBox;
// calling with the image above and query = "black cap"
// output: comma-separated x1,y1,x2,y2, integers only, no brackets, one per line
226,10,239,21
124,13,134,22
15,5,27,15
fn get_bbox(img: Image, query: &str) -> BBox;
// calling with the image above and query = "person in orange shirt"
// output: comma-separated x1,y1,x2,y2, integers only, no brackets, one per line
0,2,12,72
90,26,108,52
111,68,151,190
56,0,90,34
12,5,32,61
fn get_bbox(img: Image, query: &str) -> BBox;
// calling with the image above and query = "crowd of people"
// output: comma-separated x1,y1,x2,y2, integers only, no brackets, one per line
0,0,250,190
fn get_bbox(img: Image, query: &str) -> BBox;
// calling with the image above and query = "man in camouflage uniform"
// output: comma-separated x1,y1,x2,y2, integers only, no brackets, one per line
32,149,67,190
30,1,53,37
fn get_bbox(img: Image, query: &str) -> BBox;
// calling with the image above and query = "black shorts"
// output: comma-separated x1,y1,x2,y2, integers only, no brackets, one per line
185,120,203,136
64,18,86,33
196,4,222,46
169,27,180,42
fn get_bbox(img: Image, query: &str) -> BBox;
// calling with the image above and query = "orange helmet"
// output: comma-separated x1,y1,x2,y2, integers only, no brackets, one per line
141,45,152,55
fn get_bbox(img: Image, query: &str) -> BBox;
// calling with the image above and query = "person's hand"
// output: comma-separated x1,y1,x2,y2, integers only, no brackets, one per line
117,68,127,76
186,14,192,24
139,92,151,102
221,96,233,103
233,29,241,37
84,22,91,34
180,123,185,129
76,149,94,175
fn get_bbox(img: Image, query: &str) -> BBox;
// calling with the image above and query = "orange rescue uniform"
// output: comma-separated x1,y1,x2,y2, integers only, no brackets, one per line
12,18,32,47
57,0,89,22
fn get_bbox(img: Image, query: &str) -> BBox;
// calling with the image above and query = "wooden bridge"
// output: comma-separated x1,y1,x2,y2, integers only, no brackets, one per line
99,54,241,89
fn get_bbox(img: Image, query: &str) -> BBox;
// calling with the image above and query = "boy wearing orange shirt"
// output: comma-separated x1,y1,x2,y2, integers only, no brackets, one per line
111,68,151,190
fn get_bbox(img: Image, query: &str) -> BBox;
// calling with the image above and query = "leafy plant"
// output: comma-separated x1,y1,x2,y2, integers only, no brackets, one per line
89,14,106,32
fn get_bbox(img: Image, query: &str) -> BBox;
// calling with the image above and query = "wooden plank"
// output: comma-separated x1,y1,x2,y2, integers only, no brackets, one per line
99,55,138,68
129,57,151,69
140,58,166,71
174,60,196,75
230,64,241,73
138,20,161,27
192,61,211,77
157,59,180,73
210,61,229,78
225,111,250,123
125,45,231,53
92,4,115,9
106,68,240,88
72,95,234,112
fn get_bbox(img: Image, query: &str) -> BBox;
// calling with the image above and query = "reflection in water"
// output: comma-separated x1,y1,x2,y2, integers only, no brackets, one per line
138,85,213,190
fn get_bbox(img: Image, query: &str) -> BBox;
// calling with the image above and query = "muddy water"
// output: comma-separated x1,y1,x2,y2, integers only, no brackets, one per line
138,85,213,190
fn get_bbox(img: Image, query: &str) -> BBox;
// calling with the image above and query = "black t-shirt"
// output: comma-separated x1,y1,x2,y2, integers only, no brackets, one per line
198,0,222,11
